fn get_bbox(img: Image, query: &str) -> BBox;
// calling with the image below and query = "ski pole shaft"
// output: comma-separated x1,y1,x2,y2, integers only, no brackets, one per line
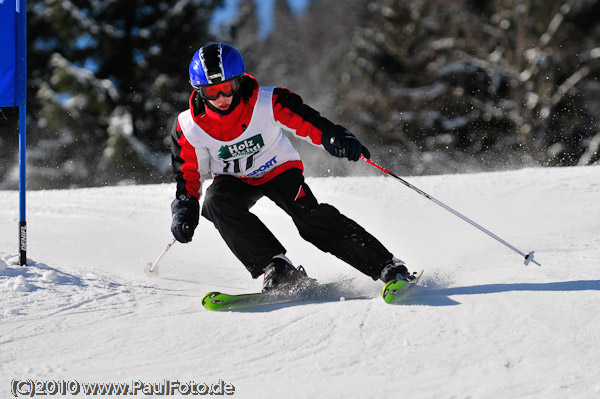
147,223,193,271
148,238,177,273
361,156,541,266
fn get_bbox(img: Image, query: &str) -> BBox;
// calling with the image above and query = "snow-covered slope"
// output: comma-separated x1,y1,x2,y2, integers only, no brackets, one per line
1,166,599,398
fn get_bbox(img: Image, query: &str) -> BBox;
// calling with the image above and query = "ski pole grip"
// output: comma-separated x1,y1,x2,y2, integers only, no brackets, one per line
182,222,193,234
330,136,344,156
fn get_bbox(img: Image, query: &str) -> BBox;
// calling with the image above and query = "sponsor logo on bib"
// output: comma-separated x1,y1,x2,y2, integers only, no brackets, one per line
218,134,264,160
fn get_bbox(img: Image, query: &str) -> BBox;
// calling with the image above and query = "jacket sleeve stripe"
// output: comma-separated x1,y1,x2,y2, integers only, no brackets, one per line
272,87,334,145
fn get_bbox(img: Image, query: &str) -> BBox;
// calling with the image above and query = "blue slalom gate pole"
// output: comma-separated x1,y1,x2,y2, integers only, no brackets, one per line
19,104,27,266
17,0,28,266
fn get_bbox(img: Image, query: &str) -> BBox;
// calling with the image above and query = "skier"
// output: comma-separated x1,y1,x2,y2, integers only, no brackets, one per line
170,42,414,292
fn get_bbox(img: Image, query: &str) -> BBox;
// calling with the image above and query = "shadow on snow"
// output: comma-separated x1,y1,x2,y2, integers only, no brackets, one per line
400,280,600,307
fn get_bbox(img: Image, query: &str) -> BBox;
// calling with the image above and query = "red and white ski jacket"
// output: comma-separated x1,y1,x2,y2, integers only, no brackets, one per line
171,75,334,199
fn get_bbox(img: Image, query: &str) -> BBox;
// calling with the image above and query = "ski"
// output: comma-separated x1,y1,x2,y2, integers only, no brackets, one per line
202,280,348,311
381,269,424,304
202,270,424,310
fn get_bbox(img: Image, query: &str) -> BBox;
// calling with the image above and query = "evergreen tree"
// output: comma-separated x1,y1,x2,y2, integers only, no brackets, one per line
3,0,598,190
21,0,222,189
335,0,600,173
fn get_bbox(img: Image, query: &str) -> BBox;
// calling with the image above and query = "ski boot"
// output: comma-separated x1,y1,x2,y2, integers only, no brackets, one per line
262,254,315,293
380,257,417,283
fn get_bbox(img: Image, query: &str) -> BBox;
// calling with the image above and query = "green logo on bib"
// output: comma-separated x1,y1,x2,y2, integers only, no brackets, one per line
218,134,264,160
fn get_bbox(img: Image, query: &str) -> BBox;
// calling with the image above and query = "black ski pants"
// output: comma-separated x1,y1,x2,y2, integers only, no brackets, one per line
201,168,392,279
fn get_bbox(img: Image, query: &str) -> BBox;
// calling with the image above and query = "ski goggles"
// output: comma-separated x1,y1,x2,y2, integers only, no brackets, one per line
195,77,242,101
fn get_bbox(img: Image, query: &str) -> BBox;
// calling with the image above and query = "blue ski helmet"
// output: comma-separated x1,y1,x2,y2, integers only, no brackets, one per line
189,43,245,88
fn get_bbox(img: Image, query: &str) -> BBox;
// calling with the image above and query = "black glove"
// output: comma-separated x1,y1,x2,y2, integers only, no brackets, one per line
171,195,199,243
321,125,371,161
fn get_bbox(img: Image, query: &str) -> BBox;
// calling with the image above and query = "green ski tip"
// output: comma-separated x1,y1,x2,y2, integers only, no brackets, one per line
381,269,424,304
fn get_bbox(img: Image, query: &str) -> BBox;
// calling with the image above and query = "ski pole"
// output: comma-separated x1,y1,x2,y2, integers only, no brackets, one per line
361,155,541,266
143,223,194,276
144,238,176,277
